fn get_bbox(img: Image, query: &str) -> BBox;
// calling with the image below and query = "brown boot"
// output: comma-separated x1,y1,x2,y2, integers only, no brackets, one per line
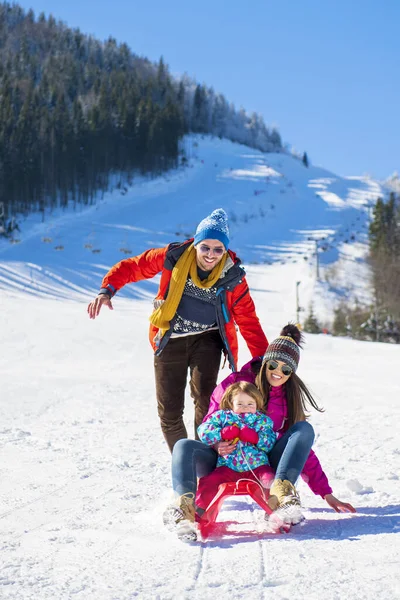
268,479,301,511
163,493,197,542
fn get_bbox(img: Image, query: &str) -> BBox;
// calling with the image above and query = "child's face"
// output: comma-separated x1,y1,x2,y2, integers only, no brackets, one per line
232,391,258,414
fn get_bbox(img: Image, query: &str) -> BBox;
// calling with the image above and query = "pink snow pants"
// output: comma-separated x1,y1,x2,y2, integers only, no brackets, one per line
195,465,274,511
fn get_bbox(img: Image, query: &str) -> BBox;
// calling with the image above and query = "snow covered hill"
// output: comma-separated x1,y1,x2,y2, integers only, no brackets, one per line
0,135,383,324
1,136,399,600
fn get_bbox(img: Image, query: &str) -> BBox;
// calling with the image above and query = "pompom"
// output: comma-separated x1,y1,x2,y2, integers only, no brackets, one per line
279,323,304,348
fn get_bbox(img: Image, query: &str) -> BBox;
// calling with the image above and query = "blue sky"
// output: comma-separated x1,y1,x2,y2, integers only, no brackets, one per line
17,0,400,179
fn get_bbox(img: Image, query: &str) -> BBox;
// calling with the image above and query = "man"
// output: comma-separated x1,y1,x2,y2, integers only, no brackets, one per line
87,208,268,451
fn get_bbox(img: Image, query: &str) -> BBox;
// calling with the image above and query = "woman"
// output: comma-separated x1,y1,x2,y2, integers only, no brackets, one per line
164,324,356,540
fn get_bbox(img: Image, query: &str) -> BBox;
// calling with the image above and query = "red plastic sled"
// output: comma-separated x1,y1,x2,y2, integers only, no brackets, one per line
198,480,274,537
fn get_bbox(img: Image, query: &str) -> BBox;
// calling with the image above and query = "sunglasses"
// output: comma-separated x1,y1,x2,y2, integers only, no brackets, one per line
198,244,225,256
266,360,293,377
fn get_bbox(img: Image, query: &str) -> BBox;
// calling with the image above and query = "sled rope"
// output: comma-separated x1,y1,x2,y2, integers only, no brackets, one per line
234,441,269,503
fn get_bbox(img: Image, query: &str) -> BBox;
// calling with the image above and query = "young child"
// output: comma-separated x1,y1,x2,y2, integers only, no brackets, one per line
195,381,276,513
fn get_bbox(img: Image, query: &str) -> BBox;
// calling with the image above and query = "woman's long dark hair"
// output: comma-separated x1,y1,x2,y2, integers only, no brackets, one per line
254,324,324,428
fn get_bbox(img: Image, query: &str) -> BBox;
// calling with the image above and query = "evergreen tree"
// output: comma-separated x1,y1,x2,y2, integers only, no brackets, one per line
369,193,400,320
0,1,283,225
192,84,208,133
332,304,348,336
303,305,322,334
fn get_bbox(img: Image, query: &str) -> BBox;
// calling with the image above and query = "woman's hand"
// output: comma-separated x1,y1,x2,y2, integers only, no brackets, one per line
215,440,237,457
324,493,356,513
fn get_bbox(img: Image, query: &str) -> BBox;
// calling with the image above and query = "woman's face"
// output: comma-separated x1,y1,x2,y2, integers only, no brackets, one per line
265,359,292,387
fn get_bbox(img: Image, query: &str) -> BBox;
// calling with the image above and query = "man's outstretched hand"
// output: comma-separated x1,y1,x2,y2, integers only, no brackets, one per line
87,295,113,319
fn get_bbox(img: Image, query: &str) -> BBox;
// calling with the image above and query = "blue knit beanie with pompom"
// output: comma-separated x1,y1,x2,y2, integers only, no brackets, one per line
194,208,229,249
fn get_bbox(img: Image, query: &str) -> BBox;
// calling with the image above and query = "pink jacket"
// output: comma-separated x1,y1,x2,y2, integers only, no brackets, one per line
205,359,333,498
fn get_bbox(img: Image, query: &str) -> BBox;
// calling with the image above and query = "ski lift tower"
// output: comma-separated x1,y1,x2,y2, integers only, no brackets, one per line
296,281,301,323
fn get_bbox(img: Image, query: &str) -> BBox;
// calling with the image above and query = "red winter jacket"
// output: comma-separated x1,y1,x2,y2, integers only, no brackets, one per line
100,239,268,371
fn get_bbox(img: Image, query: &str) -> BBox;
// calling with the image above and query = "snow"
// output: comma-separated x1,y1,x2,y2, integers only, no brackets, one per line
1,136,399,599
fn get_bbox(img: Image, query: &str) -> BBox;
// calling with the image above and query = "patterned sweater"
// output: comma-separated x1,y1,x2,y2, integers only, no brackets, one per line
172,277,217,336
198,410,276,472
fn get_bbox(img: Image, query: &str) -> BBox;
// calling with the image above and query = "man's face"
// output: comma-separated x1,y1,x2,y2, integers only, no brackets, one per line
195,239,226,271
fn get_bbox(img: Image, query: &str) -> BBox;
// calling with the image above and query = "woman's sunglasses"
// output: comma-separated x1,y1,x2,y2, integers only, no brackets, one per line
266,360,293,377
198,244,225,256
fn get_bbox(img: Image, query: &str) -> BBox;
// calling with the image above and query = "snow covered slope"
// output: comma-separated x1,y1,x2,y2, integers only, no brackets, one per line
0,135,383,323
1,136,399,600
1,292,400,600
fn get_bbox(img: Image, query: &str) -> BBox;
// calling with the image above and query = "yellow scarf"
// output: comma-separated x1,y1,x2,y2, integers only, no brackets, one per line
150,243,227,335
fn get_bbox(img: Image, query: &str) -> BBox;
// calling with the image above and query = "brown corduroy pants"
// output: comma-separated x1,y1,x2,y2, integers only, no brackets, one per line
154,330,223,452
